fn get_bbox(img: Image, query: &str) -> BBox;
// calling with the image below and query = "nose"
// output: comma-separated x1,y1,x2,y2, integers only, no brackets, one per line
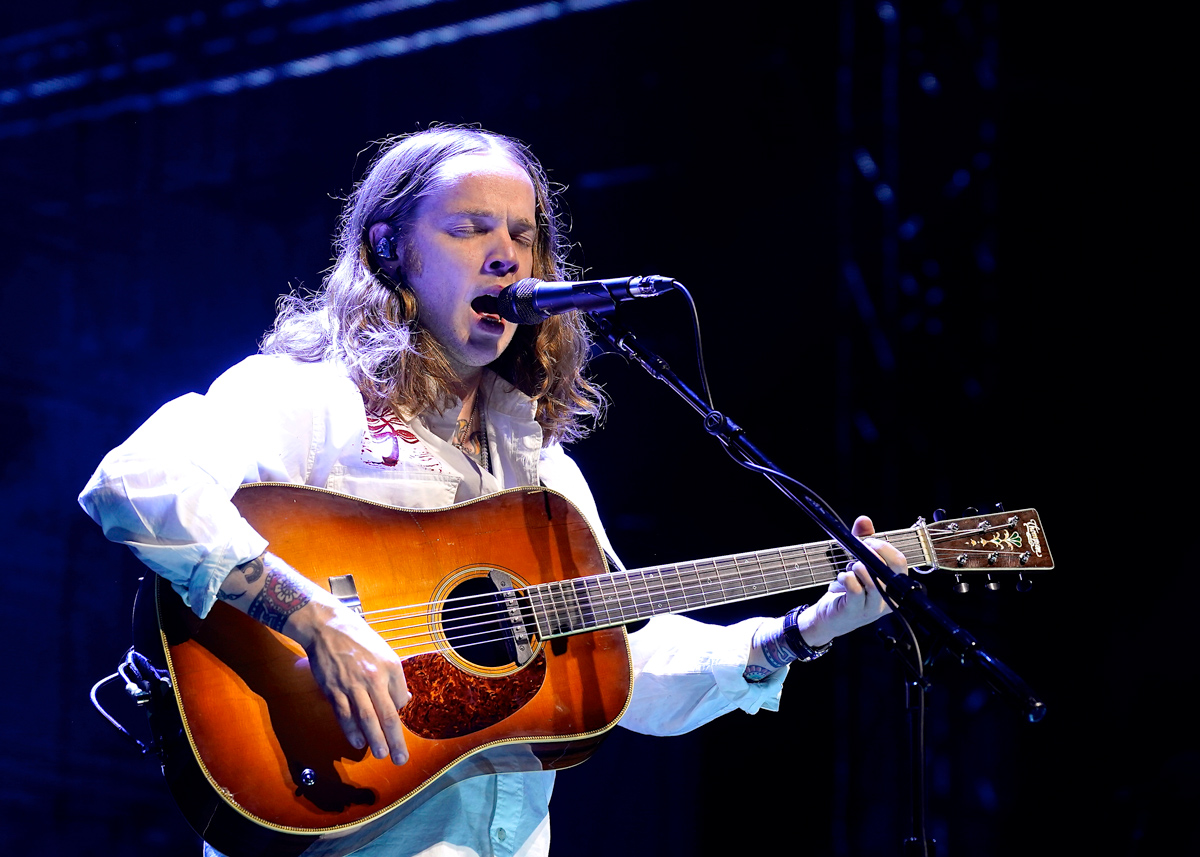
484,232,520,277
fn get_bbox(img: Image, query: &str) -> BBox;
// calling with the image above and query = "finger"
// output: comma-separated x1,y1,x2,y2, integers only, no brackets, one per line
846,560,887,610
863,536,907,575
371,689,409,765
852,515,876,538
328,689,366,751
851,546,895,615
838,569,867,601
350,686,390,761
390,663,411,710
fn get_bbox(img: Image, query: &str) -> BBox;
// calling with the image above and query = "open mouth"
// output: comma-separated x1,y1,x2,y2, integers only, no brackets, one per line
470,295,505,331
471,294,500,316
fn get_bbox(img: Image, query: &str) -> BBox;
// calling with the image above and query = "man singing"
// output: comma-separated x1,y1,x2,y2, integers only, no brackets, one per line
80,127,904,856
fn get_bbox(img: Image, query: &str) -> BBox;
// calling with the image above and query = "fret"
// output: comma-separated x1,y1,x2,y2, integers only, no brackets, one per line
675,565,703,610
822,538,844,570
533,525,937,639
788,544,807,589
701,557,729,603
643,566,672,614
541,581,565,635
889,532,925,567
660,567,690,613
563,579,586,632
617,569,648,620
758,547,788,593
584,576,612,628
571,578,598,630
528,583,551,638
598,575,624,624
796,540,816,588
631,569,655,617
545,580,577,635
696,554,720,600
717,556,748,602
734,551,769,599
770,548,797,589
802,545,820,584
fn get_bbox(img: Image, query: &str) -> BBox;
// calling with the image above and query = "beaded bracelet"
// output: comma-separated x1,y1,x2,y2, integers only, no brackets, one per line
783,605,832,662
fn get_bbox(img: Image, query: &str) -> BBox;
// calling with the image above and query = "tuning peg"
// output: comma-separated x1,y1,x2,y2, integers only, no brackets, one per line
1016,574,1033,592
932,508,947,522
984,573,1000,591
953,574,969,594
964,506,978,516
993,502,1005,513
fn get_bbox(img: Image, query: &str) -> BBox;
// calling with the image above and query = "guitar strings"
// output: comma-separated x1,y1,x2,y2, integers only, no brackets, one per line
360,528,932,624
357,528,960,657
363,520,1009,628
363,524,1012,655
368,530,948,654
366,530,927,639
365,524,1014,656
369,546,858,654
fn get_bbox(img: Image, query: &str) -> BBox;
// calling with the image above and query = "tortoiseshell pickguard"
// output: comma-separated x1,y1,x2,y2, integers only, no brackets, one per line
400,651,547,739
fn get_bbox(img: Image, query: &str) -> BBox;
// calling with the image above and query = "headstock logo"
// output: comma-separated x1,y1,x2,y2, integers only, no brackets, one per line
1024,519,1043,557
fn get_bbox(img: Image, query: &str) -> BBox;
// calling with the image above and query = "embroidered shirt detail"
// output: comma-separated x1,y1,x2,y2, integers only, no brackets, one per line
362,404,444,472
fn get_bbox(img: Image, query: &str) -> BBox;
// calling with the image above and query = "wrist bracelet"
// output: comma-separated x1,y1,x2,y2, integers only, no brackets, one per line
783,606,832,662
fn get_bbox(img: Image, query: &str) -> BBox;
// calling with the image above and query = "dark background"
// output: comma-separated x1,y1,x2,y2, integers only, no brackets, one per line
0,1,1179,855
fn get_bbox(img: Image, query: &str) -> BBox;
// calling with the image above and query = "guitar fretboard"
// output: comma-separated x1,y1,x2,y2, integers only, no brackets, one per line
524,529,928,638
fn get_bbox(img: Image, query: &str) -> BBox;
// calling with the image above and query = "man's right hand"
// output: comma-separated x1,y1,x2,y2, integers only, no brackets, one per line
293,599,412,765
217,552,412,765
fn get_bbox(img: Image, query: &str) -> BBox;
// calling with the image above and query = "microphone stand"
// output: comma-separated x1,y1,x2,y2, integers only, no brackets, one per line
588,310,1046,855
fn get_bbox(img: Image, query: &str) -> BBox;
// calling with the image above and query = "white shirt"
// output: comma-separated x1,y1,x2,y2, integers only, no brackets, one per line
80,354,786,857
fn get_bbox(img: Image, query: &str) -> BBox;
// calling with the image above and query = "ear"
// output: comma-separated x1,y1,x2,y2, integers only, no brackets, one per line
367,222,401,277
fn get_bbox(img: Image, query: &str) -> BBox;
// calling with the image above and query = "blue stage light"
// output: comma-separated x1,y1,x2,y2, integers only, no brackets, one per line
854,148,879,178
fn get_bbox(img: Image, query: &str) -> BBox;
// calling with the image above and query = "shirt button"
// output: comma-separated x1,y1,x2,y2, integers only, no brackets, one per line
496,828,507,841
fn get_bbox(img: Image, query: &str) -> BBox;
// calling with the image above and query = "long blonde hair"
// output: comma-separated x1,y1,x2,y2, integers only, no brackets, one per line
262,128,603,445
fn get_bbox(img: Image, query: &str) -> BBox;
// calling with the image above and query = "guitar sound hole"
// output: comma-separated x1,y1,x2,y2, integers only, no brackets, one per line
442,577,517,669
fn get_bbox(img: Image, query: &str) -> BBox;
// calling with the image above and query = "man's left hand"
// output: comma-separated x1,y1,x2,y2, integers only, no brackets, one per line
795,515,908,647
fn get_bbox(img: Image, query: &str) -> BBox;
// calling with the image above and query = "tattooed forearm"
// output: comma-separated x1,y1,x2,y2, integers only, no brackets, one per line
744,615,800,681
247,565,313,632
758,629,797,669
744,664,774,682
241,557,265,584
217,556,265,602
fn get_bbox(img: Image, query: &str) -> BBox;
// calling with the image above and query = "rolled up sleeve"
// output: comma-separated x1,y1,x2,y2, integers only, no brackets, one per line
620,614,786,736
77,355,332,617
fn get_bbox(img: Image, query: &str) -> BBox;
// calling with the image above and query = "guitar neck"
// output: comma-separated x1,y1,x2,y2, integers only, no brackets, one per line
526,526,930,639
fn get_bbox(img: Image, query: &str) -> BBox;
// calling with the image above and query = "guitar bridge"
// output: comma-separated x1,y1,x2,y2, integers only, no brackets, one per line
489,569,535,666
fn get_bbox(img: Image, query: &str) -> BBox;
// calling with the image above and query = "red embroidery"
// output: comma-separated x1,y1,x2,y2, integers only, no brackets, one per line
362,404,443,471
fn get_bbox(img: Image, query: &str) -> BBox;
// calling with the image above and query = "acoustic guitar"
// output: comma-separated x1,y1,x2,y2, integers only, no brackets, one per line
133,483,1052,856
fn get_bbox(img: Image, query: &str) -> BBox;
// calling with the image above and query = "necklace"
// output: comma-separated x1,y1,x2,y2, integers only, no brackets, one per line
452,391,490,474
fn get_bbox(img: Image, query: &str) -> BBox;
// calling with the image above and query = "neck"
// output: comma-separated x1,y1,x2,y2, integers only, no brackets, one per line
447,366,484,403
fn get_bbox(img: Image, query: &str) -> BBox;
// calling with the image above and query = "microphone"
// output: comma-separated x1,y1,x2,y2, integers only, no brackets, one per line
479,275,676,324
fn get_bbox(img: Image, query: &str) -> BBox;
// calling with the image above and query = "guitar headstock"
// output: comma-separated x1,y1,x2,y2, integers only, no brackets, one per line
919,508,1053,573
